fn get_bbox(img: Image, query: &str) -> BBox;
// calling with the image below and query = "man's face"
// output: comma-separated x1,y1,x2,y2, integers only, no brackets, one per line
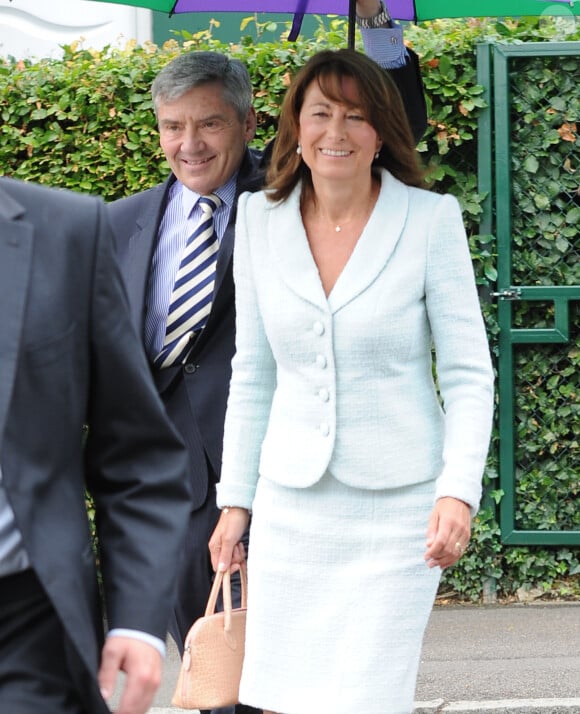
157,82,256,195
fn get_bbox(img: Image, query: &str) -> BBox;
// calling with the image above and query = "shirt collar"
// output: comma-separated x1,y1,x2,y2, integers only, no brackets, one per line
176,174,238,219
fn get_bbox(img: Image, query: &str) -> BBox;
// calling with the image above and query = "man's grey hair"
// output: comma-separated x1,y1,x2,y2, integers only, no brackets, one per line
152,51,254,122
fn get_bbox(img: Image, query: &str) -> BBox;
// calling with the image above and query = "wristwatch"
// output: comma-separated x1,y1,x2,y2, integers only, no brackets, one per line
356,0,393,28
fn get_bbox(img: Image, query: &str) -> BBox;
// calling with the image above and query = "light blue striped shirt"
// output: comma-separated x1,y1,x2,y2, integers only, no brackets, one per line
0,469,30,577
145,175,237,358
361,23,408,69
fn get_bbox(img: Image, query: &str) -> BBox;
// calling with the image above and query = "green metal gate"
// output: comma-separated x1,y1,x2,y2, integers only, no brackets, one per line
478,41,580,545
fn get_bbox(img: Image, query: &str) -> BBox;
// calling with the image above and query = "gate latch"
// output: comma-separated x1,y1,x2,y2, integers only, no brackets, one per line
490,288,522,301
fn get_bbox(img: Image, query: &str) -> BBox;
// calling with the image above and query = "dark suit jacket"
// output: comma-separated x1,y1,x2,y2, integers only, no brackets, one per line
109,149,264,510
0,177,190,712
390,47,427,145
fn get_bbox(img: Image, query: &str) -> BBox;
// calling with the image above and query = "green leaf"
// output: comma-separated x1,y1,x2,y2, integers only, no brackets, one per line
533,193,551,210
523,155,540,173
484,262,498,281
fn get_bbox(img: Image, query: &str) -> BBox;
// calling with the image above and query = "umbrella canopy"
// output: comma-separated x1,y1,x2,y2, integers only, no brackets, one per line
90,0,580,49
392,0,580,21
91,0,580,17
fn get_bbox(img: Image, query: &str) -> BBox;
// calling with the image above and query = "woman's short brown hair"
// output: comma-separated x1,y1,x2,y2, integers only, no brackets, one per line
266,48,425,203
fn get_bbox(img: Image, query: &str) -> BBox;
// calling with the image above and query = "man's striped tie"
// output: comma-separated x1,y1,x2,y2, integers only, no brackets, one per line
155,194,222,368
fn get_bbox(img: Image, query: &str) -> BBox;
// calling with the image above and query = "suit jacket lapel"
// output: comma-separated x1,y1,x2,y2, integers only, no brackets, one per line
328,170,409,313
127,152,263,353
214,148,264,297
268,171,409,313
0,188,34,446
133,151,263,319
269,186,329,312
123,180,172,333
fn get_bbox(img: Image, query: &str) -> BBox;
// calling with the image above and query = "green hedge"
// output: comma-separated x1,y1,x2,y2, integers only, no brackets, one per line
1,16,578,602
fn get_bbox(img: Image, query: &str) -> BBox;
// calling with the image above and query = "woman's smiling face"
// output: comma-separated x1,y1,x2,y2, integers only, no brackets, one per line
297,77,381,184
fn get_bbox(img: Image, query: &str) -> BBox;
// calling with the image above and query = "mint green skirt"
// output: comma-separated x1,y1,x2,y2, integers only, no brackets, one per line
239,471,441,714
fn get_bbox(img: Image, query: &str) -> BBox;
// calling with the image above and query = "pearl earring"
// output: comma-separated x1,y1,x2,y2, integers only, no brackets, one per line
296,144,302,156
374,151,380,159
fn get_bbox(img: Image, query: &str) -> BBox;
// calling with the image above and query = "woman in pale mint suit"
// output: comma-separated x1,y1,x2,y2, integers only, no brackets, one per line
210,49,494,714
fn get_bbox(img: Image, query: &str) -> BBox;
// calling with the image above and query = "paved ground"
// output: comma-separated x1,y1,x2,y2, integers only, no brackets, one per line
115,602,580,714
413,602,580,713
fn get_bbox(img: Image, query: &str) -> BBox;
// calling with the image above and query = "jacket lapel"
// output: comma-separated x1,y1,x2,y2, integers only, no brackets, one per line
0,188,34,446
214,148,264,297
269,171,410,314
327,170,409,313
269,186,329,312
123,180,172,333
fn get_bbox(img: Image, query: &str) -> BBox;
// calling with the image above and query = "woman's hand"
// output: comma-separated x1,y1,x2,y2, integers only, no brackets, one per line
424,497,471,569
208,507,250,573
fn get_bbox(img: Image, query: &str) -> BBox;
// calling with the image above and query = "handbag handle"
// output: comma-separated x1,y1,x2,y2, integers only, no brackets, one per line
205,562,248,633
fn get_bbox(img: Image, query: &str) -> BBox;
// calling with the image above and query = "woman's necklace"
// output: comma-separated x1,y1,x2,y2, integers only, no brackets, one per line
319,190,377,234
318,211,359,233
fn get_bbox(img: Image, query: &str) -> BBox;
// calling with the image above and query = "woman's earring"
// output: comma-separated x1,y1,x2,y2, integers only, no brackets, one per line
296,144,302,156
374,151,380,159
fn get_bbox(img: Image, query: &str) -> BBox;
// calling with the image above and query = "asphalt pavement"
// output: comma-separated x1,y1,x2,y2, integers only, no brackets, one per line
142,602,580,714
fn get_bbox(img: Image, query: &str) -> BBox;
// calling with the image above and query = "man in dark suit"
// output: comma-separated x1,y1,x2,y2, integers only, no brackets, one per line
0,177,190,714
108,4,426,713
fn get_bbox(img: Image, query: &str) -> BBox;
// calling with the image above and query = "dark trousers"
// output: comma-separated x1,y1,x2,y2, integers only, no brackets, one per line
168,464,260,714
168,480,221,650
0,569,97,714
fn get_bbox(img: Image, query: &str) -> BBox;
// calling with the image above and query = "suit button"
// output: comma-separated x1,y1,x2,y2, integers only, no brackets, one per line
313,321,325,336
316,354,327,369
184,364,197,374
319,422,330,437
318,388,330,402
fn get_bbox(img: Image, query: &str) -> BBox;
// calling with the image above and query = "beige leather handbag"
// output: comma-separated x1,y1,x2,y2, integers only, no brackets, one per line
172,563,247,710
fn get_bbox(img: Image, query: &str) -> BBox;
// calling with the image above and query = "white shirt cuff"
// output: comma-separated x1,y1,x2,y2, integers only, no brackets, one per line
107,628,166,658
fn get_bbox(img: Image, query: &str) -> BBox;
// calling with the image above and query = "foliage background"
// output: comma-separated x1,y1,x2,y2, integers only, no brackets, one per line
0,15,578,602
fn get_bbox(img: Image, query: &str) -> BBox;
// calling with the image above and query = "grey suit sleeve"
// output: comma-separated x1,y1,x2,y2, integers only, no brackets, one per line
83,200,190,639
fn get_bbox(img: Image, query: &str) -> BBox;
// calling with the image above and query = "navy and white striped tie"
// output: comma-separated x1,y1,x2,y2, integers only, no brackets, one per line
155,194,222,368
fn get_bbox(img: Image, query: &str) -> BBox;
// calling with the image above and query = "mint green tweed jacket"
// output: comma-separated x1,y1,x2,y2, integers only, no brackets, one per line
217,170,494,515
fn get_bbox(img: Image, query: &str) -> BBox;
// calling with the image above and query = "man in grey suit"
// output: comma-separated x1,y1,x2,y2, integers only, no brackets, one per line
0,176,190,714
